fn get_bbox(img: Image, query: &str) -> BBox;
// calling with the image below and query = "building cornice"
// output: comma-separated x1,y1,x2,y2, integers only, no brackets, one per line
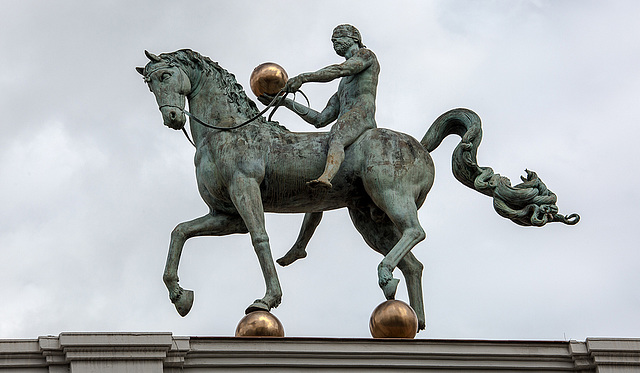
1,333,639,371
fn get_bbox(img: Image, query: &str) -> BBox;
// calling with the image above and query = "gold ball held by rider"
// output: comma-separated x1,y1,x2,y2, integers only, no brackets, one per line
235,310,285,337
369,300,418,339
249,62,288,97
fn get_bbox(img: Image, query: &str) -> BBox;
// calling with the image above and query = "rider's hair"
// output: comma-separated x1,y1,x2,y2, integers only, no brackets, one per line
333,24,366,48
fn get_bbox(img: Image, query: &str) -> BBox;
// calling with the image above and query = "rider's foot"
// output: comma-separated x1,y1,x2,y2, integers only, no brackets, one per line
307,178,332,189
276,249,307,266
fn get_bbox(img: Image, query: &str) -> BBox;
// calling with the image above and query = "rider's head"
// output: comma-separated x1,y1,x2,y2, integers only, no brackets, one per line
332,24,365,53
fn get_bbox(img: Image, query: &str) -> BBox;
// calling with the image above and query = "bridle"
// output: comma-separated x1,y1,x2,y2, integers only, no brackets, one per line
146,60,311,147
159,89,310,147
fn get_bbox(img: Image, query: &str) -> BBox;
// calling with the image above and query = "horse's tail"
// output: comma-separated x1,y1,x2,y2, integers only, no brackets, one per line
421,108,579,227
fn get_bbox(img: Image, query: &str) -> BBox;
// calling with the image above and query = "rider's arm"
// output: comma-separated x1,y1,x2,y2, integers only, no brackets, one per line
282,92,339,128
285,49,374,92
300,49,373,83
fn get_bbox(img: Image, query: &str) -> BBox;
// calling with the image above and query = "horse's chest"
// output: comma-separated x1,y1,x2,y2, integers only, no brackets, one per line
194,156,233,210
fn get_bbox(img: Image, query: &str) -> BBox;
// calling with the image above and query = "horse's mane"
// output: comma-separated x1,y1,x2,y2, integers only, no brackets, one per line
157,49,287,131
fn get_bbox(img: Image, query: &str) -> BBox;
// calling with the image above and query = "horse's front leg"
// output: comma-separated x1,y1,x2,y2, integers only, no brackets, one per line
163,212,248,316
228,175,282,313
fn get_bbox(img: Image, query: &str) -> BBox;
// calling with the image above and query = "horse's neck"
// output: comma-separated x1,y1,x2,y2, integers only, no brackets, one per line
187,79,244,144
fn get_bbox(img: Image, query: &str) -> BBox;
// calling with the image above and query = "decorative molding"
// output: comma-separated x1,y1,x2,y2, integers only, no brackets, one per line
1,333,639,372
586,338,640,369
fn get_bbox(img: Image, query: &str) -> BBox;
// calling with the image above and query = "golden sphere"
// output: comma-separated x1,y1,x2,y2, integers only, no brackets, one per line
369,300,418,339
235,311,285,337
249,62,288,97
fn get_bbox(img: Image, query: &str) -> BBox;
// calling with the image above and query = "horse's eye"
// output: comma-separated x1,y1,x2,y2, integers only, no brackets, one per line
161,72,172,81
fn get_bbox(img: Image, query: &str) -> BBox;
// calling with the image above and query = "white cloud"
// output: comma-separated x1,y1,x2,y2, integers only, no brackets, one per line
0,0,638,340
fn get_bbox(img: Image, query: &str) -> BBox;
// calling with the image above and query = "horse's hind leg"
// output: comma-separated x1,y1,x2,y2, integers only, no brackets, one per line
163,212,248,316
398,252,426,331
368,194,426,303
277,212,323,267
348,206,426,331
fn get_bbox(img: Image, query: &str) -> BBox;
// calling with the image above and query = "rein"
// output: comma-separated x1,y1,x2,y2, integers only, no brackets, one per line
159,89,310,147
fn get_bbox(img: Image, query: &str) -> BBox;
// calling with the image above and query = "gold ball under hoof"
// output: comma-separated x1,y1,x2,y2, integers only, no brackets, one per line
249,62,288,97
369,300,418,339
235,311,285,337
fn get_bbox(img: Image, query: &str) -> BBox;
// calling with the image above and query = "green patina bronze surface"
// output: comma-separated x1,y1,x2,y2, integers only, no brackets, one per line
137,24,578,333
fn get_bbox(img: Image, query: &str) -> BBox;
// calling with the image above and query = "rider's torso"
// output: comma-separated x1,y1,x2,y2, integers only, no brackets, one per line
337,51,379,120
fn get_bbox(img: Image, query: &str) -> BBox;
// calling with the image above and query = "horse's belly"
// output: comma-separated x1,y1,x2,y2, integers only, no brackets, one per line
258,131,375,213
260,168,356,213
261,189,351,213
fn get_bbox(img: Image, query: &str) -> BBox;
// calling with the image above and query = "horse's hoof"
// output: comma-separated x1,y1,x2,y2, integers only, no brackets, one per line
245,299,270,314
174,289,194,317
418,319,426,331
382,278,400,300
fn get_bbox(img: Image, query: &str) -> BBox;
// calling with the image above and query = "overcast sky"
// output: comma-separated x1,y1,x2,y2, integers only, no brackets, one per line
1,0,639,341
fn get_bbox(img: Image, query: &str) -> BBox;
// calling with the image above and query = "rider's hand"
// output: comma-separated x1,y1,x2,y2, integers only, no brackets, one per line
285,75,303,93
257,94,275,106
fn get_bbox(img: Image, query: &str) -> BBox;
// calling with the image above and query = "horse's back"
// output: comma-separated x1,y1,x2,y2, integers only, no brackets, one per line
355,128,431,164
353,128,434,204
261,131,355,212
259,127,433,213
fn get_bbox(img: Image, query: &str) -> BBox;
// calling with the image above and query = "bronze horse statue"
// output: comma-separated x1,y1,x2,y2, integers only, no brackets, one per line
137,49,578,332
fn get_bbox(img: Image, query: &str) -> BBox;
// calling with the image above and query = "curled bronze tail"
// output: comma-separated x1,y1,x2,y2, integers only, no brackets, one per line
422,108,580,227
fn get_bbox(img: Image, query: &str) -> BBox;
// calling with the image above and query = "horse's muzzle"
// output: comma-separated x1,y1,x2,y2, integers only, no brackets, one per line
161,106,186,130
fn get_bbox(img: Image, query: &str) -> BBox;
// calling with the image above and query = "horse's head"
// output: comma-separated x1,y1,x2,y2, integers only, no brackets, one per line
137,51,191,130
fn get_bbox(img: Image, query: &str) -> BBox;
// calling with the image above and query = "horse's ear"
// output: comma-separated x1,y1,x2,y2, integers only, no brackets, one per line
145,50,161,62
136,67,145,75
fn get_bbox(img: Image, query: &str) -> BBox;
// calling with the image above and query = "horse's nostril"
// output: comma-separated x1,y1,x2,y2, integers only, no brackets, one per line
170,111,176,120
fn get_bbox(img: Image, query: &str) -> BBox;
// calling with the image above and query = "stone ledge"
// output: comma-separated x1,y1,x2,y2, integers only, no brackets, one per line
186,337,578,370
1,333,639,372
587,338,640,368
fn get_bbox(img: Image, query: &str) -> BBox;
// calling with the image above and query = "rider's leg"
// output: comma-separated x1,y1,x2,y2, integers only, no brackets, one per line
277,212,323,266
312,141,345,188
309,111,373,188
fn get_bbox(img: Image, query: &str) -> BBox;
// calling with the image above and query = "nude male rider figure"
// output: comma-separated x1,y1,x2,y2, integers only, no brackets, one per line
264,24,380,266
261,24,380,188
